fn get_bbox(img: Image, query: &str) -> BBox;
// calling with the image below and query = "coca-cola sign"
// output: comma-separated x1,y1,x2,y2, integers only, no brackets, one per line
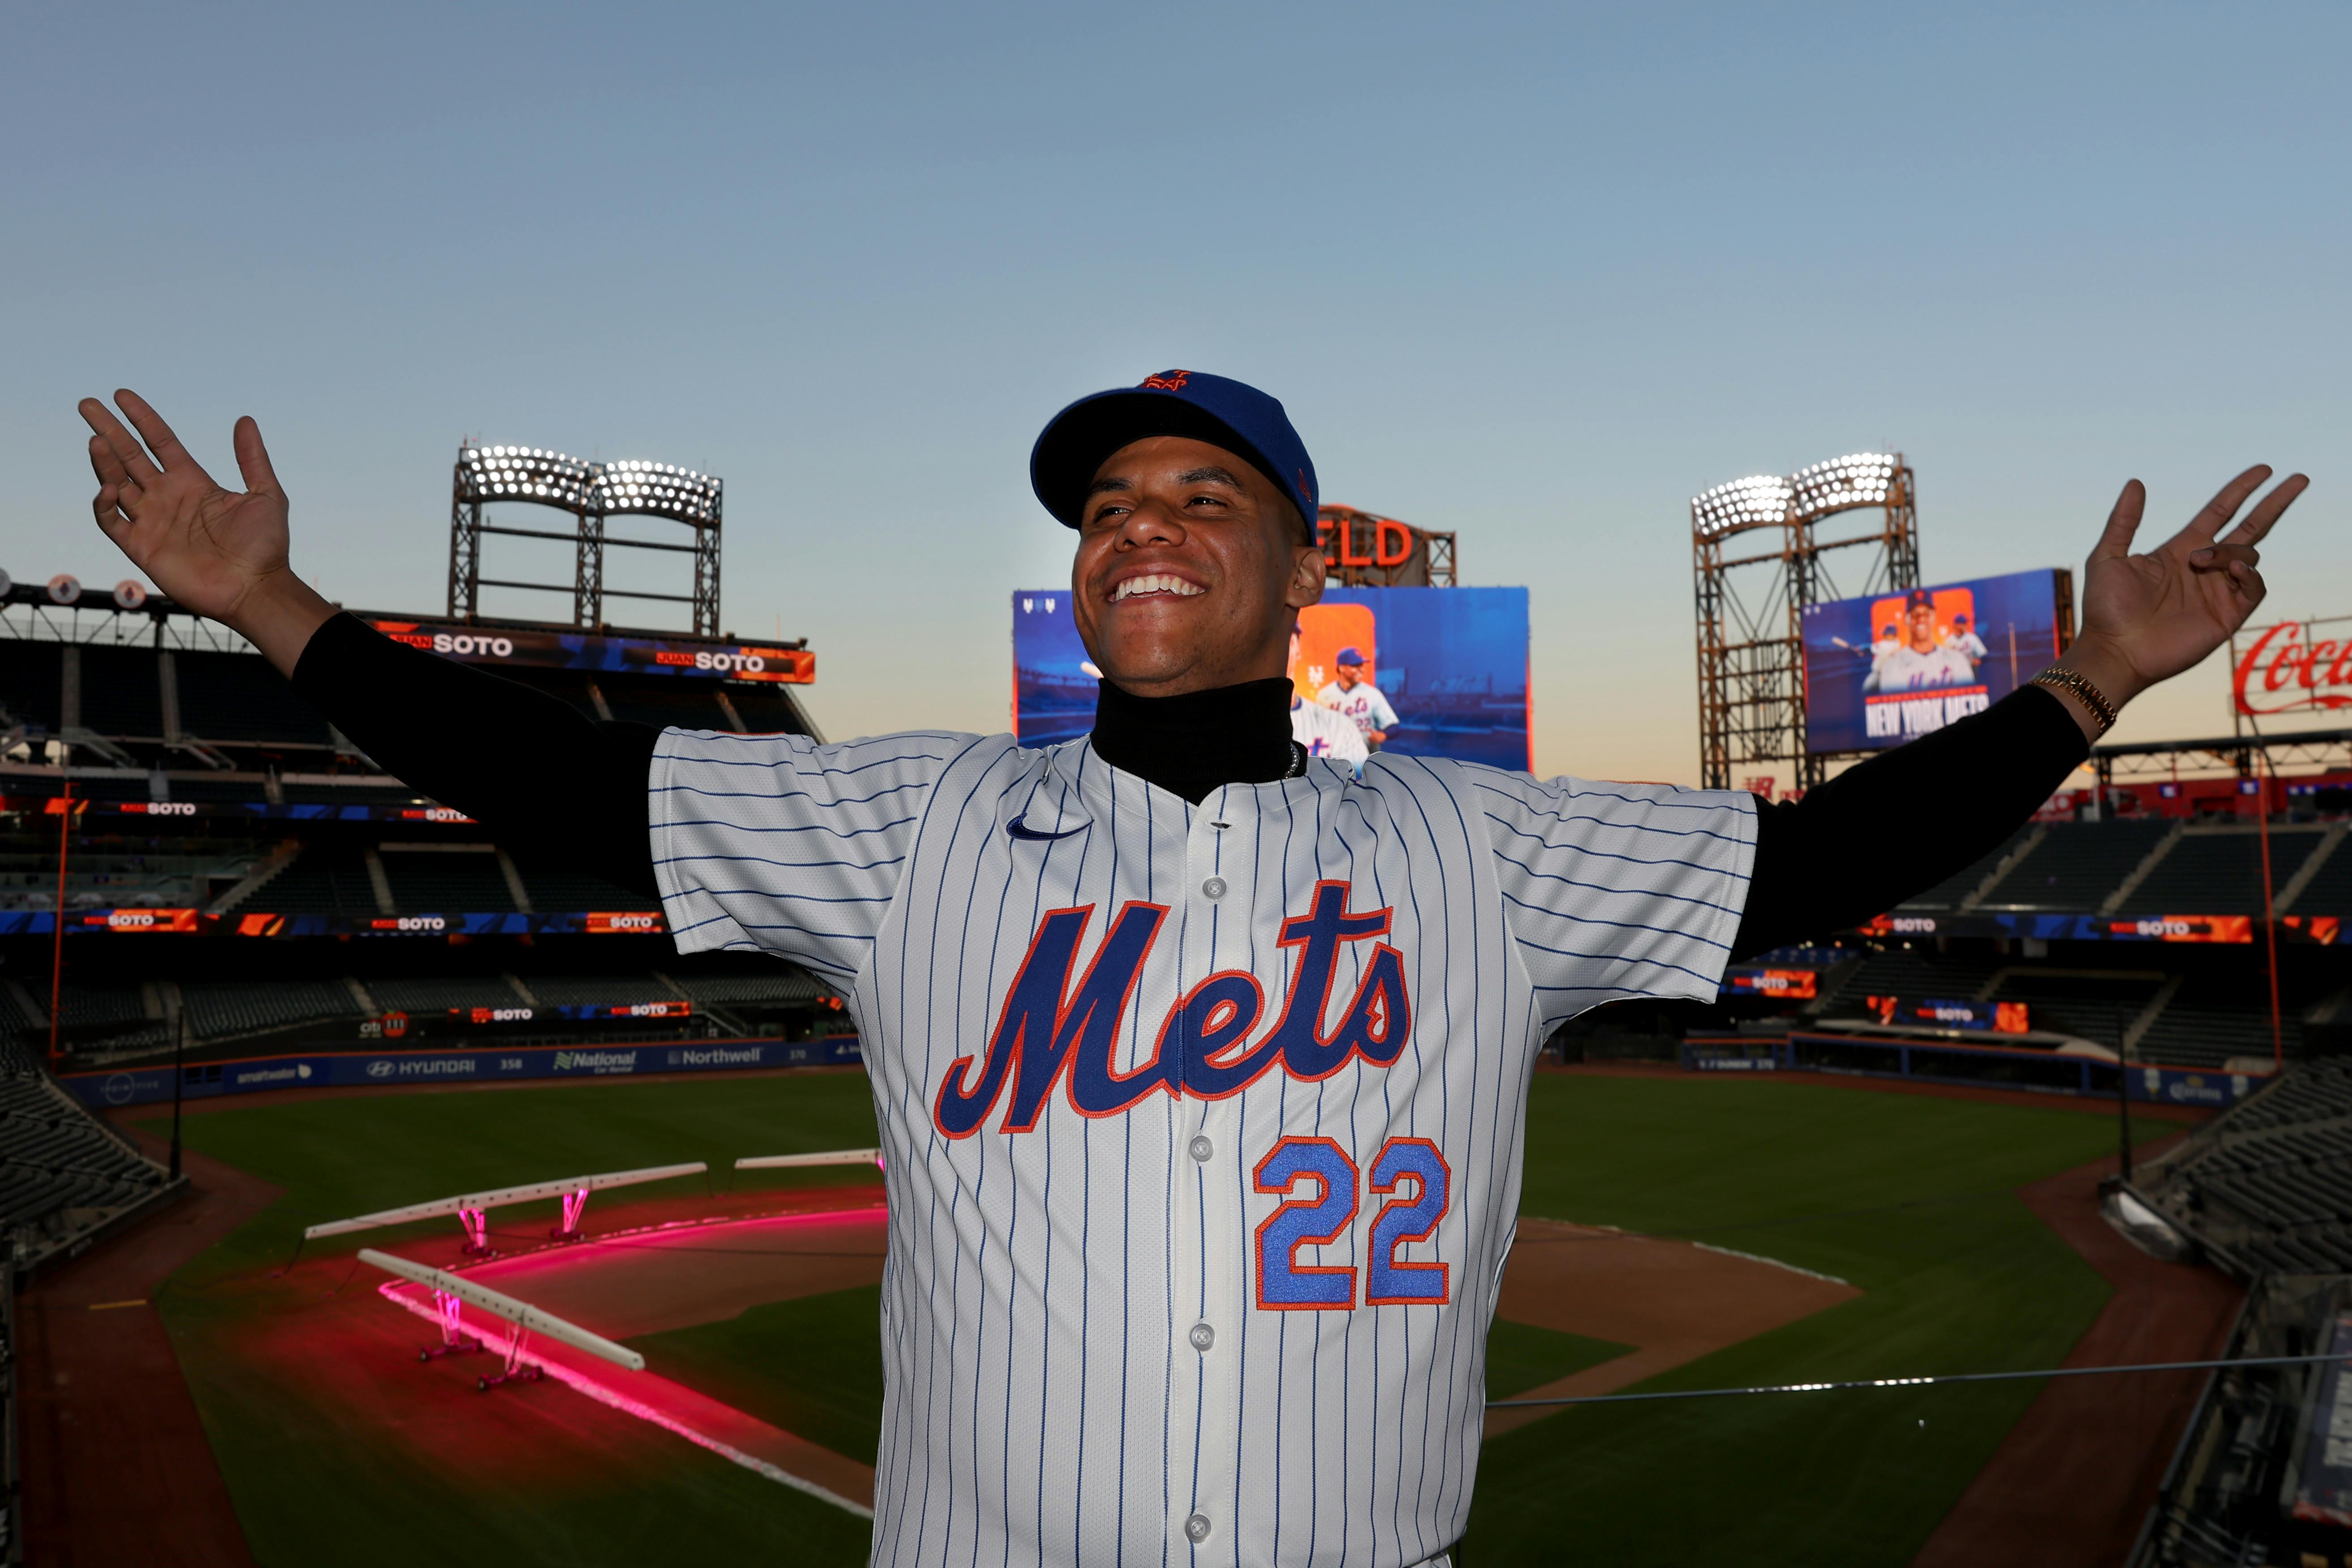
2235,619,2352,716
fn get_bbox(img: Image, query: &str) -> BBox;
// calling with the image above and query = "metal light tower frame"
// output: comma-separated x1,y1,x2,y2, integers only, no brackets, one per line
449,444,724,635
1314,505,1458,588
1692,453,1919,792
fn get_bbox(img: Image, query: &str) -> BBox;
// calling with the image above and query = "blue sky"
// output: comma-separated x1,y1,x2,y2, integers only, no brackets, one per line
6,3,2344,783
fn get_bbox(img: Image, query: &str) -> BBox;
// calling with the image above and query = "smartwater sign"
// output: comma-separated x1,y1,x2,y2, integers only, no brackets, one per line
65,1036,861,1110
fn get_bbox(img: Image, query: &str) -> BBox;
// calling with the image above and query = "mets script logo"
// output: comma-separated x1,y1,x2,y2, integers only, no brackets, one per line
1140,369,1191,391
933,880,1408,1137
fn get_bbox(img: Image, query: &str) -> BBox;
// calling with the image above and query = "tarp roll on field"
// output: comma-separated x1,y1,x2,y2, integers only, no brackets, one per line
356,1249,646,1371
733,1148,882,1170
304,1161,709,1238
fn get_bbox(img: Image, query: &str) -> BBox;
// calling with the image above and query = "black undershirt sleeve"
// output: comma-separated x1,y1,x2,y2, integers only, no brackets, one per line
1728,685,2090,961
289,613,661,899
286,610,2089,953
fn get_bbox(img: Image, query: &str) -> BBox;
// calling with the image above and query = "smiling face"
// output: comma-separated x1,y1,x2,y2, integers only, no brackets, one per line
1906,602,1937,651
1072,435,1326,696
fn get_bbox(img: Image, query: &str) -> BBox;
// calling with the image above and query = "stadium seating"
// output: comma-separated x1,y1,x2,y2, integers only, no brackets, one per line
376,851,518,913
250,845,380,914
171,649,333,746
2133,968,2305,1069
77,645,166,738
276,783,429,807
2118,828,2330,915
0,641,64,735
2291,837,2352,915
2138,1060,2352,1273
0,1071,174,1269
526,972,681,1006
672,969,828,1006
1983,969,2163,1044
520,868,657,910
181,979,362,1040
1975,819,2173,910
55,985,147,1029
1818,948,2003,1013
1891,826,2034,911
364,975,527,1013
0,843,259,911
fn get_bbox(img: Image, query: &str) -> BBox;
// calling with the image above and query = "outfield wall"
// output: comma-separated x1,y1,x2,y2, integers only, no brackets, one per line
1684,1031,2267,1108
59,1036,863,1110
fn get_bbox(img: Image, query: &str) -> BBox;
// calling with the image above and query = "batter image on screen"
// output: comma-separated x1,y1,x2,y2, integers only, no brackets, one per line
79,369,2301,1567
1945,611,1989,667
1317,644,1401,746
1866,588,1978,693
1288,630,1368,767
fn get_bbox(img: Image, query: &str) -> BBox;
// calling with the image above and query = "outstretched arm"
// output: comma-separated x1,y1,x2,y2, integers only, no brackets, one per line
1730,464,2308,959
80,391,659,895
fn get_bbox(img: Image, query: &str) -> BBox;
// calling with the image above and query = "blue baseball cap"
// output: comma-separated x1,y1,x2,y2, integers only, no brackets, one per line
1030,370,1319,539
1334,646,1366,667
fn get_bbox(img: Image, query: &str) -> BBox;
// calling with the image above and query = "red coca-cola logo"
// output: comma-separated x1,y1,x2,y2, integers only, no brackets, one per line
2235,621,2352,716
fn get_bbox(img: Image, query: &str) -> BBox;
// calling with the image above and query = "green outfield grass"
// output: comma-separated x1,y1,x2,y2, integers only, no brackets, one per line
627,1286,1633,1470
146,1074,886,1568
146,1069,2166,1567
1470,1073,2164,1563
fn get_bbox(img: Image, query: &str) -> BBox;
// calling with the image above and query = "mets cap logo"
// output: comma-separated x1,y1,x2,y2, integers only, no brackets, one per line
1140,369,1191,391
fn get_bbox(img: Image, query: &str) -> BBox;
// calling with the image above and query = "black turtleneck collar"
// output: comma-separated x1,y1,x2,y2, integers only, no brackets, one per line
1090,677,1301,805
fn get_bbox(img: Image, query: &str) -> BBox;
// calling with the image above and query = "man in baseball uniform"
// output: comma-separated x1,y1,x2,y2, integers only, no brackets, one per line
81,374,2301,1566
1317,646,1402,747
1290,631,1370,767
1867,588,1977,692
1945,612,1989,670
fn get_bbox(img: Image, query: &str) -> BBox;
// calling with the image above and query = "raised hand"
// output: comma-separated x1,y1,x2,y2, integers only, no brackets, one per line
2055,465,2310,737
80,390,334,674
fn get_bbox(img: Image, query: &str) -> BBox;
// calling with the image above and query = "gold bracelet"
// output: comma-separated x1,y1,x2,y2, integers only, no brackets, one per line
2030,665,2118,736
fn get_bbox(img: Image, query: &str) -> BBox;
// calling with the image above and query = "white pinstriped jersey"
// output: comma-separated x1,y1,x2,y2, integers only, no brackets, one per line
1290,699,1369,767
651,730,1755,1567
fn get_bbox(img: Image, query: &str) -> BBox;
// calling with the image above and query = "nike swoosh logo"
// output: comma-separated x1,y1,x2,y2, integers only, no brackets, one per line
1007,812,1089,842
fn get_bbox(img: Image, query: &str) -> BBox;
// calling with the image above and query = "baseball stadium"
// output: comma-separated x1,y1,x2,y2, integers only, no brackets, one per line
1,413,2347,1568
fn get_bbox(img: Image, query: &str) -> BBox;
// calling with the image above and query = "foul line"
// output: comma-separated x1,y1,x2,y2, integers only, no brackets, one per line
1486,1352,2350,1409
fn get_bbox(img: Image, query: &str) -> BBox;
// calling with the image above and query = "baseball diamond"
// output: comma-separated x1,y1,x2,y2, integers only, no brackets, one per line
55,365,2308,1567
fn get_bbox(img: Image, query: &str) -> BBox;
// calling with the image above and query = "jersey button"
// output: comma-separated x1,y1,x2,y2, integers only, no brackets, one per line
1188,1134,1213,1162
1201,877,1227,900
1188,1322,1215,1352
1184,1514,1212,1543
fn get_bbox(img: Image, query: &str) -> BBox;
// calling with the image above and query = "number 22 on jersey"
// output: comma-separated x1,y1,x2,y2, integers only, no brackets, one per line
1253,1135,1451,1309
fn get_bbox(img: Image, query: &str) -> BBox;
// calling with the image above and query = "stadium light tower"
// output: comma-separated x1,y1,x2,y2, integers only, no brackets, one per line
1691,453,1919,792
449,444,725,636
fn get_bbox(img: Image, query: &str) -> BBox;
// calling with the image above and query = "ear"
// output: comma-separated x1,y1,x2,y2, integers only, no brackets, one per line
1285,542,1326,611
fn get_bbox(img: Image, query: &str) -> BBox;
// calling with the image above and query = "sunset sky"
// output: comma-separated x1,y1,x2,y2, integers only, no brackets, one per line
7,3,2345,783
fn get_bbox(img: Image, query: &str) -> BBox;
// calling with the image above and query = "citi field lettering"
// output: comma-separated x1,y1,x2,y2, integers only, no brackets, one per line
932,880,1412,1137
